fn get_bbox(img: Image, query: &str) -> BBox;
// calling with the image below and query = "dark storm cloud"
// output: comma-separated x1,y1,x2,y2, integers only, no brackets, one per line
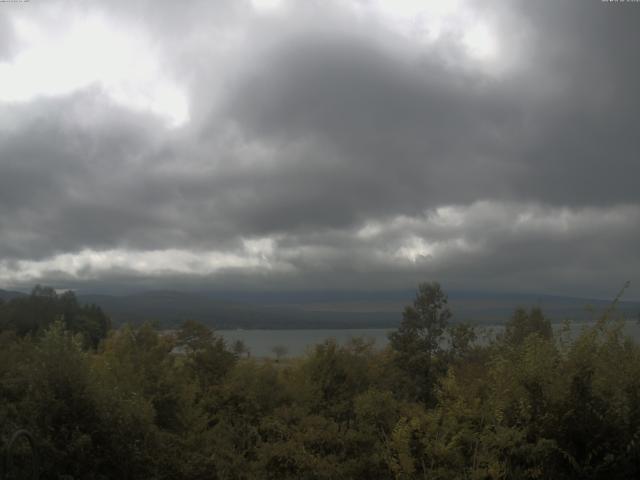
505,1,640,206
0,0,639,298
0,90,194,259
222,33,523,228
223,1,640,213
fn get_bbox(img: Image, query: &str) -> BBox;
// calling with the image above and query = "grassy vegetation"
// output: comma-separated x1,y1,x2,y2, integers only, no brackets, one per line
1,283,640,479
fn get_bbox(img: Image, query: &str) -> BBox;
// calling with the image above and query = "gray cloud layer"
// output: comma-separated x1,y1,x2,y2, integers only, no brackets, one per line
0,0,639,298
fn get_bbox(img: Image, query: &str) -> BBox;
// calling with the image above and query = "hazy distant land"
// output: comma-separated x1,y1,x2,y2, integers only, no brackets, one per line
2,288,638,330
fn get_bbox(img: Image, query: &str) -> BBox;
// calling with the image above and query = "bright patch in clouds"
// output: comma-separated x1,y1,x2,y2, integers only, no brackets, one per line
374,0,464,40
0,244,282,284
463,23,498,60
371,0,502,67
396,236,435,263
251,0,283,13
0,15,189,127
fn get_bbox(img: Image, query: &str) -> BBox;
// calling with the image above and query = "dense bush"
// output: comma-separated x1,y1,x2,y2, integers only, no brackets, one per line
1,282,639,479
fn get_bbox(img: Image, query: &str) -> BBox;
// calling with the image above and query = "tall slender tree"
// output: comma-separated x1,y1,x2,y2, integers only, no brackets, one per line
389,281,452,405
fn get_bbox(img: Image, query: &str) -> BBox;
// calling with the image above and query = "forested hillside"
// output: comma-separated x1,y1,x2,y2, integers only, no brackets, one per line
1,283,640,479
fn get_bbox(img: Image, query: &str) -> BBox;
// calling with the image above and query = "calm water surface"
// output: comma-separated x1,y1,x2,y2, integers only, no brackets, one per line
219,321,640,358
219,328,394,357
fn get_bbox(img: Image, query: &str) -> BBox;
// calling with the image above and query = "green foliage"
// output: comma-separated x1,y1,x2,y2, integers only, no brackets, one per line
2,283,640,479
389,281,452,405
503,306,553,346
176,319,238,392
0,286,110,347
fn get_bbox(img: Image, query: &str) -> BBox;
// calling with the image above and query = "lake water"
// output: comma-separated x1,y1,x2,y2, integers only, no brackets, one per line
219,321,640,358
219,328,394,357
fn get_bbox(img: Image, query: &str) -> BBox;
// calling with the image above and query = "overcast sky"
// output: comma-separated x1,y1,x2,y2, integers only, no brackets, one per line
0,0,639,299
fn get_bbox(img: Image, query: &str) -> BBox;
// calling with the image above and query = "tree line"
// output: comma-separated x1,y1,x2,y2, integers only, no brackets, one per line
1,283,639,479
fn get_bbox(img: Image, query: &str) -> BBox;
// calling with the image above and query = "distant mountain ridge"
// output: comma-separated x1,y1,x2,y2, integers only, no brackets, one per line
78,289,640,329
3,288,638,329
0,289,26,301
